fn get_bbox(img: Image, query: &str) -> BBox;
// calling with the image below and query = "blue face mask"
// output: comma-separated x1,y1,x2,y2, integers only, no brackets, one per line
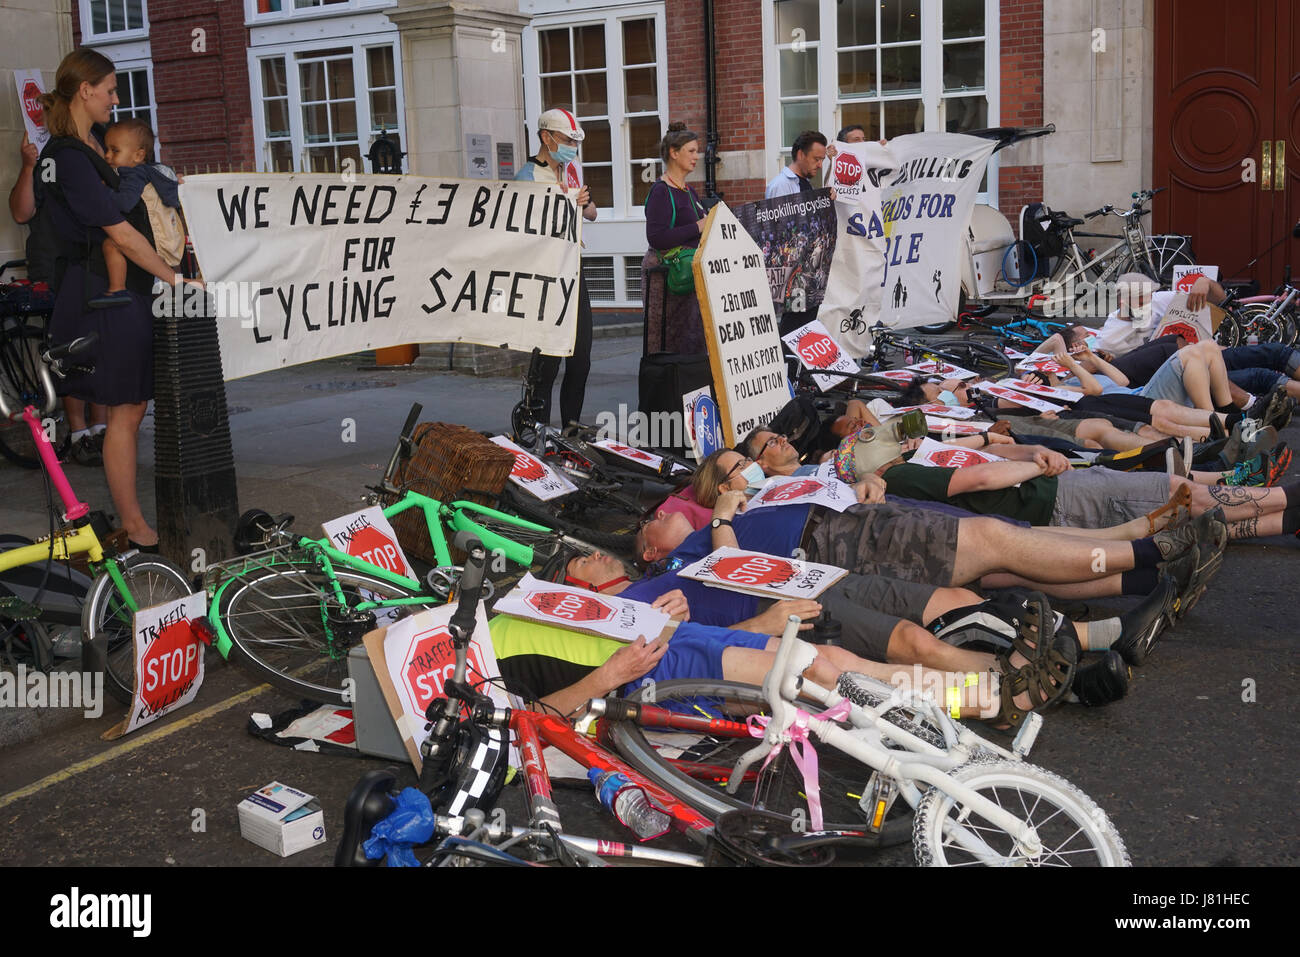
937,390,960,407
741,461,768,490
552,142,579,165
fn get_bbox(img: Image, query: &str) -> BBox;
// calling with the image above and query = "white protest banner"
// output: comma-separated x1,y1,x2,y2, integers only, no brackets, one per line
995,378,1081,403
592,439,688,474
747,474,858,512
903,359,978,380
178,173,583,380
105,592,207,739
321,506,415,579
494,574,671,643
367,604,502,773
877,133,997,330
490,435,577,500
975,384,1064,413
694,202,790,444
1172,264,1218,292
1017,354,1071,376
782,319,859,390
1155,292,1216,344
926,416,990,436
14,70,50,151
820,140,893,357
910,437,1005,469
678,547,847,600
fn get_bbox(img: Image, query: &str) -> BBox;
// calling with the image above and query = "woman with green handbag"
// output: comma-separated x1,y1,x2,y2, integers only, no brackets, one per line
642,122,708,354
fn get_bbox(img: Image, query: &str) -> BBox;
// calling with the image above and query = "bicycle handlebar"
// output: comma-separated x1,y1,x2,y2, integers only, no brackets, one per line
448,533,487,645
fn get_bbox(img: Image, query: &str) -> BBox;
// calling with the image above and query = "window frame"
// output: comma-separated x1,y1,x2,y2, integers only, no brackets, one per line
247,34,407,175
243,0,396,26
79,0,150,43
762,0,1000,203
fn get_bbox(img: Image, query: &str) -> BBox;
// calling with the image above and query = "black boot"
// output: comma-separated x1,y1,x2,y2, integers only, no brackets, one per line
1071,651,1130,707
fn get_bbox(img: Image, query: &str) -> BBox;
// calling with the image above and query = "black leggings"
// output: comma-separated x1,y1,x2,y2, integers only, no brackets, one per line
536,274,594,426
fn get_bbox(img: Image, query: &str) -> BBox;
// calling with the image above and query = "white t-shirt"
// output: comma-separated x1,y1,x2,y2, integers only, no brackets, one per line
1095,290,1176,356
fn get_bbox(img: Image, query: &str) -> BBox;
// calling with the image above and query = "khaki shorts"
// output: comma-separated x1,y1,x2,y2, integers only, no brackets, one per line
1052,468,1172,528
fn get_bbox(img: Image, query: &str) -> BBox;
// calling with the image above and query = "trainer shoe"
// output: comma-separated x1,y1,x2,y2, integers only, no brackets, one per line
1150,520,1199,562
1220,443,1292,487
1249,386,1294,431
1112,574,1177,666
1218,422,1278,469
1070,651,1130,707
69,433,103,466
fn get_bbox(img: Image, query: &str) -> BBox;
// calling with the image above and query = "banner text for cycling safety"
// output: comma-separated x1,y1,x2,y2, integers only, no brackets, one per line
179,174,583,380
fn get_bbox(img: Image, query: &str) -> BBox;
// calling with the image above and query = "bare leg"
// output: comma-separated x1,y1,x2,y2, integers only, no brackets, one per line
951,517,1135,585
882,621,994,672
1076,418,1147,451
64,396,87,431
103,401,156,545
1189,481,1289,526
981,572,1126,598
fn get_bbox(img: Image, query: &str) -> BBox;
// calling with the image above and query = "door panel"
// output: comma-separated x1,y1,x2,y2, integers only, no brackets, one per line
1272,0,1299,282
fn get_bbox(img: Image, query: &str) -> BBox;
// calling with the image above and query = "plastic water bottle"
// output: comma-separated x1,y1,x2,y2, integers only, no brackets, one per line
588,768,670,840
1247,332,1260,346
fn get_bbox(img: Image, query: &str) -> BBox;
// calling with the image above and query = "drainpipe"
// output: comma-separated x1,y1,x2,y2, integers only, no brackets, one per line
703,0,720,203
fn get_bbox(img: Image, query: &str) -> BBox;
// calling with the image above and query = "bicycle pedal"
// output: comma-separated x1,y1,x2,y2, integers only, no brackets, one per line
858,773,901,833
0,595,44,621
1011,711,1043,758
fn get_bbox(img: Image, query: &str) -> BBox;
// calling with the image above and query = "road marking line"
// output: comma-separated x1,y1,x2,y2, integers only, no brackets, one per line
0,682,273,810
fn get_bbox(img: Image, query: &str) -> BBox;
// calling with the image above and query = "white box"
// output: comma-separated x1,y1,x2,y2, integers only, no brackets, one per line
237,782,327,857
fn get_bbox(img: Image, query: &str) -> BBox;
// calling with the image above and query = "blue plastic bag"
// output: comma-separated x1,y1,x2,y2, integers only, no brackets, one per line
362,788,435,868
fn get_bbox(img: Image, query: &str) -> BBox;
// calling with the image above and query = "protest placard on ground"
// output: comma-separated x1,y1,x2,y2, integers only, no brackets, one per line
995,378,1081,403
909,437,1005,468
490,435,577,500
104,591,207,740
747,474,858,512
782,319,859,390
494,574,671,643
321,506,415,579
677,547,847,599
975,384,1064,413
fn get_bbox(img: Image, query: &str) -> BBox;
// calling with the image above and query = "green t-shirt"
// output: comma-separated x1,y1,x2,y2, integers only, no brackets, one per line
883,460,1057,526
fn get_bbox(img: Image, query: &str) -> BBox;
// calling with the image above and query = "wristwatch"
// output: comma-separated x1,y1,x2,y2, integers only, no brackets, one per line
711,518,733,530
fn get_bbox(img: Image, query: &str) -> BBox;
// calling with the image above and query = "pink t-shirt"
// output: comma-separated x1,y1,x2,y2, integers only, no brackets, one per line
657,487,712,531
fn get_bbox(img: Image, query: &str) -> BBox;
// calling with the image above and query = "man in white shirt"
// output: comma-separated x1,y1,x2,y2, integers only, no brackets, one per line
765,130,828,199
1094,272,1225,356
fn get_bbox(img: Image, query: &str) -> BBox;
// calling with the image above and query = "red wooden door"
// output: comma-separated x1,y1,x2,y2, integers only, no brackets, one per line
1153,0,1287,284
1274,0,1300,282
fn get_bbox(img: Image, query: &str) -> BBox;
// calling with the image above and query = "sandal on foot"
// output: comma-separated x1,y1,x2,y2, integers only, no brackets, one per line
1143,483,1193,535
993,628,1079,727
996,591,1057,664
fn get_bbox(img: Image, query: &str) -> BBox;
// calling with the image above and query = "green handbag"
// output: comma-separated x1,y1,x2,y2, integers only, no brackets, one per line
651,182,704,295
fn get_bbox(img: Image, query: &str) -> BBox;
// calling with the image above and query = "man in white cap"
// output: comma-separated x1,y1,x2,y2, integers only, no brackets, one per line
1094,271,1226,356
514,107,598,426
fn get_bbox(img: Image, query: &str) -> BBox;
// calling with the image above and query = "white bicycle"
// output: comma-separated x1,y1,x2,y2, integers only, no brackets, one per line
615,615,1130,867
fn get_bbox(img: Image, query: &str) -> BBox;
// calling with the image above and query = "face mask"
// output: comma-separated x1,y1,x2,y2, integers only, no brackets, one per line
937,390,960,408
551,142,578,164
741,461,767,489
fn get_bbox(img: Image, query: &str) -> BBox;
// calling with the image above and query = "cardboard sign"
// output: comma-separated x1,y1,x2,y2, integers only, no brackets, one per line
926,416,991,436
885,402,977,419
1017,354,1070,376
782,319,859,390
694,202,791,445
104,592,207,740
494,574,672,643
564,160,584,189
909,437,1005,469
1155,292,1216,344
682,385,720,460
321,506,415,579
975,384,1064,414
14,70,50,151
874,368,926,384
677,546,847,599
903,359,978,380
747,474,858,512
592,439,688,475
995,378,1081,403
364,603,503,773
1171,264,1218,292
490,434,578,500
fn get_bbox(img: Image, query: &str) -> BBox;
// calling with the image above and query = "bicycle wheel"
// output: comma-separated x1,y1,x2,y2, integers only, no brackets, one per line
913,760,1130,866
0,322,51,469
1231,303,1287,344
610,679,915,847
915,338,1013,380
212,557,429,705
82,554,193,704
1146,236,1195,286
1215,313,1242,347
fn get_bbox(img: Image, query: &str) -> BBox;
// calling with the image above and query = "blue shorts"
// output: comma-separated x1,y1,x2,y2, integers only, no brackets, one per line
622,627,772,699
1139,353,1191,405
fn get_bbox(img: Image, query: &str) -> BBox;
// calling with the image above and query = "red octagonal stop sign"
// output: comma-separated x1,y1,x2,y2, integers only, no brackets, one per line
834,152,862,186
797,330,840,368
22,81,43,128
766,478,824,502
140,619,202,715
526,590,617,623
511,451,546,481
712,554,797,587
345,524,408,575
403,625,489,715
931,448,988,468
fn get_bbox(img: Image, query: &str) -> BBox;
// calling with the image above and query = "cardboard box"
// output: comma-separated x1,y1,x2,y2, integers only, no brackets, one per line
237,782,326,857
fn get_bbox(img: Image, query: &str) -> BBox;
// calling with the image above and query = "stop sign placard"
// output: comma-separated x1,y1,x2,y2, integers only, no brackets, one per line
402,625,491,715
833,151,862,186
711,554,797,587
22,80,43,128
931,448,991,468
525,590,617,624
140,619,203,715
765,478,824,502
1174,271,1205,293
345,524,409,576
610,443,653,461
511,450,546,480
796,330,840,369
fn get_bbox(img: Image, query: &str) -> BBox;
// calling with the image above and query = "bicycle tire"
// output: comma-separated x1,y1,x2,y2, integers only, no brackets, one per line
913,760,1130,866
212,557,430,705
1146,237,1196,287
610,679,915,848
913,338,1013,380
1215,313,1242,347
1230,303,1287,345
82,554,193,704
498,486,637,556
0,323,51,469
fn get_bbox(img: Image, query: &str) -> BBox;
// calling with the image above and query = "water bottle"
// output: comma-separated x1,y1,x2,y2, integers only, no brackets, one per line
1247,332,1259,346
588,768,670,840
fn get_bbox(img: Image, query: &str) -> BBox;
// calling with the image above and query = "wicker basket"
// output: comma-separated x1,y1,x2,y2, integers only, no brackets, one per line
387,423,516,565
